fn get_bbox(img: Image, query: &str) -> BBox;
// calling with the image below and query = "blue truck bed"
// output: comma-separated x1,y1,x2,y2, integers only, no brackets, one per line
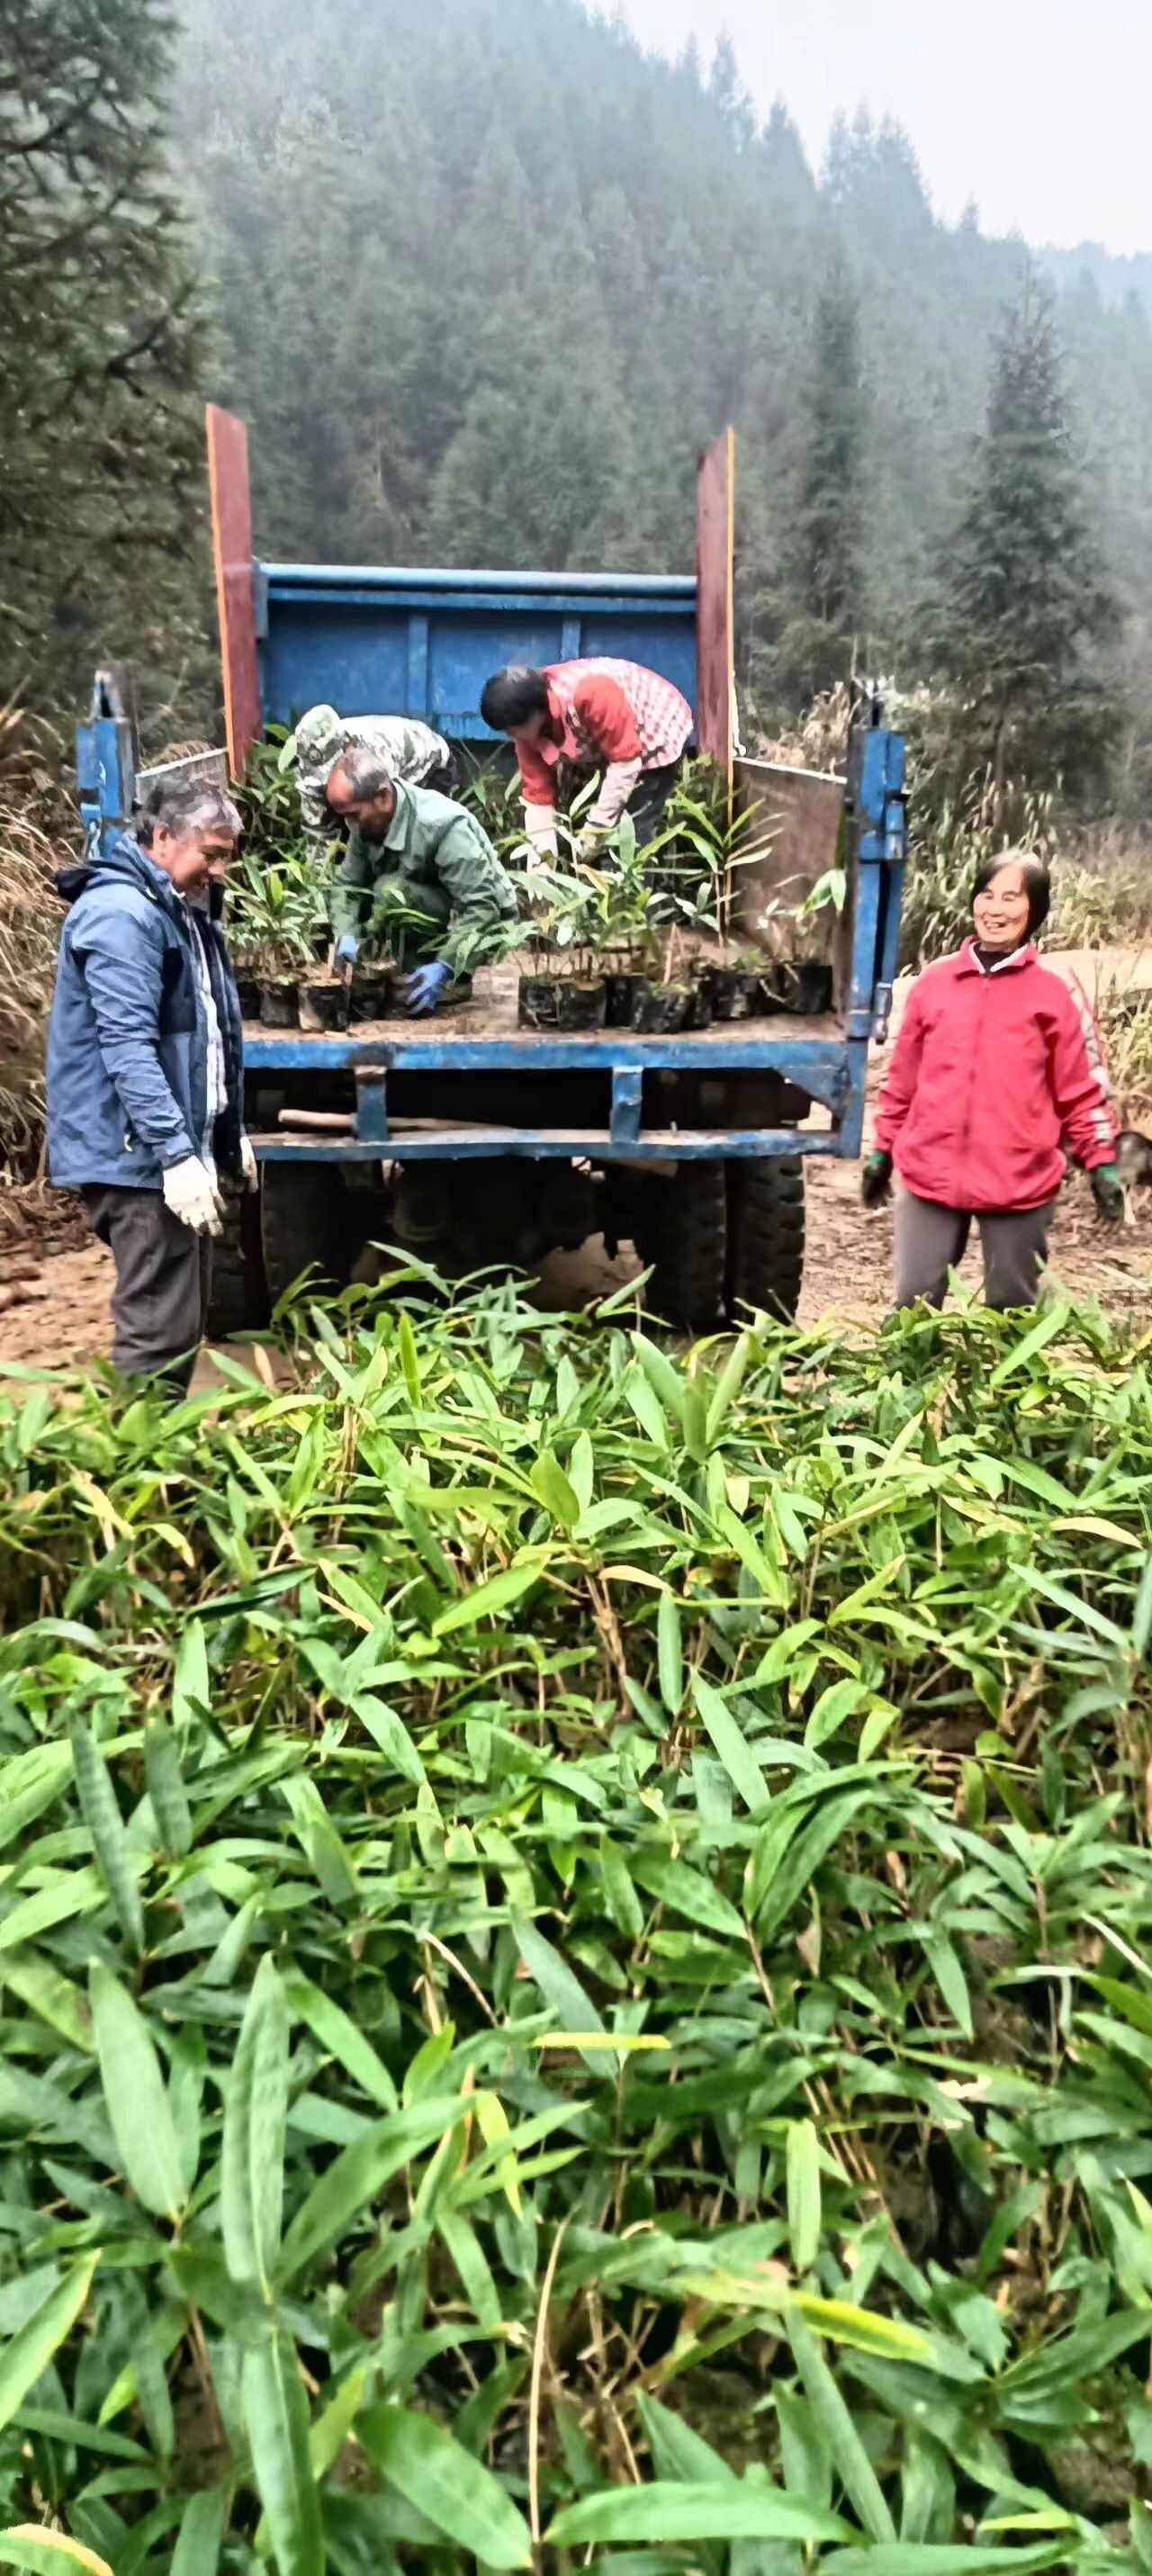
245,973,860,1165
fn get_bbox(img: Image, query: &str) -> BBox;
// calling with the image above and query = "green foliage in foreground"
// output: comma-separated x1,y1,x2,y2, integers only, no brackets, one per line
1,1279,1152,2571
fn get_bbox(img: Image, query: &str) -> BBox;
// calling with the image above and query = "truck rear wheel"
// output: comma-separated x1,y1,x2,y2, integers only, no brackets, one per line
634,1162,727,1332
206,1186,269,1338
724,1155,806,1324
260,1161,350,1307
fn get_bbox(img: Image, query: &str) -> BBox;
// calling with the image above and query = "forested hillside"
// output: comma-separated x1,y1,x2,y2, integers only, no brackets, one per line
174,0,1152,756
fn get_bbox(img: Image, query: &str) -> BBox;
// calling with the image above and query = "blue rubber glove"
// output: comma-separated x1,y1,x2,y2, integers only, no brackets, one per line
334,933,360,973
401,959,452,1016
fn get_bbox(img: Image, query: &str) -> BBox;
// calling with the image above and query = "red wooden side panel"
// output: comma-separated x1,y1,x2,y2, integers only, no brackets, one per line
695,426,735,789
206,404,261,781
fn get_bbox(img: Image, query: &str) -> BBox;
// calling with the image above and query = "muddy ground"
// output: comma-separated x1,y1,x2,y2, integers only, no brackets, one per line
0,1149,1147,1386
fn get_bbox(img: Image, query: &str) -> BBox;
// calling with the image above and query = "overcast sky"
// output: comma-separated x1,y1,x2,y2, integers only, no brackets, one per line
609,0,1150,254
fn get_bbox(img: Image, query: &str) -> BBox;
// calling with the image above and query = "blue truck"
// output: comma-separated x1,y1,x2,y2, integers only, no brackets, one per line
77,411,907,1333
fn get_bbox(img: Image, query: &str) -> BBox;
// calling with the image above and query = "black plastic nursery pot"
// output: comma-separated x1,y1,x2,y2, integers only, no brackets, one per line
298,981,347,1032
518,975,608,1031
684,969,714,1030
518,976,562,1030
605,970,649,1028
770,958,833,1016
705,966,760,1022
347,973,393,1023
794,959,834,1014
554,977,608,1031
632,981,693,1034
258,980,299,1030
235,977,260,1021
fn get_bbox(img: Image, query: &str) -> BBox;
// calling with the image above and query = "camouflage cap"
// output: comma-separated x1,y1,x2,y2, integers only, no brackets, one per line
293,704,345,777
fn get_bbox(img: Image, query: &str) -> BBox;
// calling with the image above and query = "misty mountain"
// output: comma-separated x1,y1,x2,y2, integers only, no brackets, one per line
172,0,1152,743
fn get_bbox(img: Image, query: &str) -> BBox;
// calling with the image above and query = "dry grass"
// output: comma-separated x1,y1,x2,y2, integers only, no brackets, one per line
1048,847,1152,950
0,703,74,1174
755,680,852,776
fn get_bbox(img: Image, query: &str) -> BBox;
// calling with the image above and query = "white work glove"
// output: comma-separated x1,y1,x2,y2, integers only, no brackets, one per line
575,823,610,863
524,805,559,866
162,1156,224,1238
238,1133,259,1193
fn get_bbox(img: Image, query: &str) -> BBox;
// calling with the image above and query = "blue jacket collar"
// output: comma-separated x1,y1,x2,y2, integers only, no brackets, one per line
55,832,188,919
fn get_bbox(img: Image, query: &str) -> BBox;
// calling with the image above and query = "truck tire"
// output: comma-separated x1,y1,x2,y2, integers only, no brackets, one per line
260,1161,349,1307
206,1187,269,1338
724,1155,806,1325
634,1162,727,1332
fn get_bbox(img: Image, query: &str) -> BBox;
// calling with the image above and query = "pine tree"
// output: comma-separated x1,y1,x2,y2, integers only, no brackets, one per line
933,281,1120,801
1,0,208,725
776,251,867,707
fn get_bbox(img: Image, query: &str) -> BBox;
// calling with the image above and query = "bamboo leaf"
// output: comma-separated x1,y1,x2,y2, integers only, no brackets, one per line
693,1674,770,1813
511,1915,608,2072
657,1589,683,1716
222,1953,288,2297
144,1717,192,1857
170,2488,229,2576
433,1561,544,1634
173,1619,212,1725
787,2119,822,2273
2,1950,93,2052
631,1851,744,1941
822,2552,1065,2576
529,1449,580,1528
0,2259,98,2436
788,2307,896,2540
278,2097,469,2283
398,1311,422,1404
284,1971,398,2111
705,1332,753,1444
90,1967,186,2223
357,2401,533,2569
69,1721,143,1954
0,2537,113,2576
548,2481,857,2545
241,2328,323,2576
351,1695,426,1788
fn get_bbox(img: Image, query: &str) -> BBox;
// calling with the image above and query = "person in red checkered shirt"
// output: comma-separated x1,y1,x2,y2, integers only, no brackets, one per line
481,660,694,865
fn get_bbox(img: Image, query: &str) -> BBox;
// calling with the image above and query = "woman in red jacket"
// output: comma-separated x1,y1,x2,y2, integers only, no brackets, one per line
862,851,1122,1310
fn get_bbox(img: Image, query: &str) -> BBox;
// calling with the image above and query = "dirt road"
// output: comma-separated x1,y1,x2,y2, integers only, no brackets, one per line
0,1150,1147,1384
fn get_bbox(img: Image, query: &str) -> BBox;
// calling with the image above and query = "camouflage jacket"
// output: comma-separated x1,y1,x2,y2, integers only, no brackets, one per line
296,711,451,846
329,781,518,977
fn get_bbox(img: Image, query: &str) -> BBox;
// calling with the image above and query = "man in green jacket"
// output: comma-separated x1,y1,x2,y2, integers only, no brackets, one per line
327,749,518,1014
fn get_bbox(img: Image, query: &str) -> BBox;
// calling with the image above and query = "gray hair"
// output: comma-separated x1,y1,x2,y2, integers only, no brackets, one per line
140,780,242,846
331,749,395,801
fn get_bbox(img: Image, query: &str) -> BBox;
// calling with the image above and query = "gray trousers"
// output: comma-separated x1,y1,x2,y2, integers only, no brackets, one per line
894,1188,1055,1312
83,1185,212,1391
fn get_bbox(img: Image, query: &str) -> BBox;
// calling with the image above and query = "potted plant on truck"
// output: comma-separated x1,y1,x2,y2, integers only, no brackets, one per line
226,850,322,1029
758,864,847,1016
644,775,775,1021
516,866,608,1029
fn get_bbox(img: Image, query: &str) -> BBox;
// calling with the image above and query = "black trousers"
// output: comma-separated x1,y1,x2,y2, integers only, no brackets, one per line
83,1184,212,1392
628,758,686,850
423,757,458,797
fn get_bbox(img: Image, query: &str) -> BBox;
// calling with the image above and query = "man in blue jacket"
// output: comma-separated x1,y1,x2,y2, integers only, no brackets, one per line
47,779,255,1391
